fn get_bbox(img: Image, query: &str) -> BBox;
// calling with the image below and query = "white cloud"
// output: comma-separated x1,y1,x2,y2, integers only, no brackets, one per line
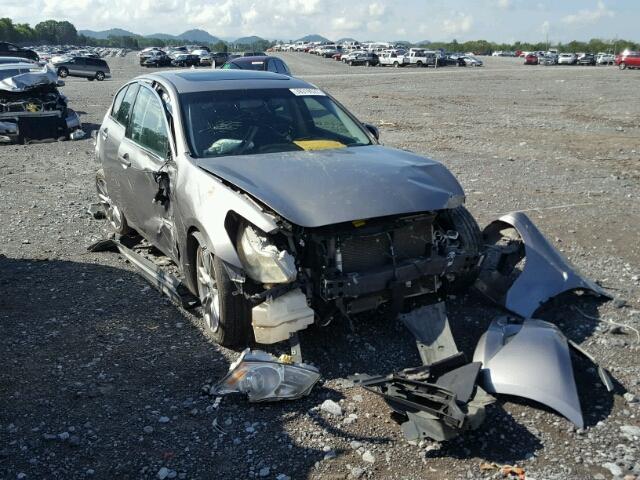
497,0,511,9
442,13,473,36
562,1,614,26
368,2,385,16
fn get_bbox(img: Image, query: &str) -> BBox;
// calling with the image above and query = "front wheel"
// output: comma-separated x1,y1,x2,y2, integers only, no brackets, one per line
365,60,371,67
436,206,483,292
619,62,627,70
95,71,105,81
57,67,68,78
193,233,252,347
95,168,131,235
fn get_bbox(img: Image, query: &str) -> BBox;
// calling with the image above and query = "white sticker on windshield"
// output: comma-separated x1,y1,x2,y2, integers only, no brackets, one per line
289,88,326,96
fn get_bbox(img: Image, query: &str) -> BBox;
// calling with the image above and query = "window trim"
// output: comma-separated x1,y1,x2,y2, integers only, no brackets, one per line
109,84,130,124
125,83,175,161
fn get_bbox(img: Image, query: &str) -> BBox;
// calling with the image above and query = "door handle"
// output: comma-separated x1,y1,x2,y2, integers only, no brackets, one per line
101,127,108,140
118,152,131,168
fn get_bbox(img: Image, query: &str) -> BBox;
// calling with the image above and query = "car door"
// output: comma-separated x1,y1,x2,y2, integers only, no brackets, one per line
69,57,84,76
100,82,139,209
117,84,176,257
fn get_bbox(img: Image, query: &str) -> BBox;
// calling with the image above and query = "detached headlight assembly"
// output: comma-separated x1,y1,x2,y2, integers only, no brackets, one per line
213,349,320,402
237,222,297,284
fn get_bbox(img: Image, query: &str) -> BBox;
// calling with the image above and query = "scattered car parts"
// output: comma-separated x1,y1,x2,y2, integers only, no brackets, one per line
351,303,494,442
87,237,198,309
473,316,612,428
212,348,320,402
475,211,611,318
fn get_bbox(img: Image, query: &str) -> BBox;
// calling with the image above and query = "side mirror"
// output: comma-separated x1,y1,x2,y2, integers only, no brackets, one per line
363,123,380,141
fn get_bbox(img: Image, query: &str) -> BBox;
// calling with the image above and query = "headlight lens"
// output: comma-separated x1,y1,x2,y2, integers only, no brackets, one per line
237,223,297,283
213,349,320,402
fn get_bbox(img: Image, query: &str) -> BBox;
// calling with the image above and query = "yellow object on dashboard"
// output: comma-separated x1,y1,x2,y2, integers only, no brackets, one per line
293,139,345,151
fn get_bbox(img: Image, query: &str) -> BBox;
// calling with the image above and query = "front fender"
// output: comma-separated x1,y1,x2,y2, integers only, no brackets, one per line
475,211,610,318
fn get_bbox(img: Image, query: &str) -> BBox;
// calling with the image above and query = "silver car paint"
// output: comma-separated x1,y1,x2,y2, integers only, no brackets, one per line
473,317,584,428
96,74,279,272
476,212,611,318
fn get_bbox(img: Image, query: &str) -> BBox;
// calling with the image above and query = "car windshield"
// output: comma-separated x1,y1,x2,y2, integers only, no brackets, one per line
180,88,372,158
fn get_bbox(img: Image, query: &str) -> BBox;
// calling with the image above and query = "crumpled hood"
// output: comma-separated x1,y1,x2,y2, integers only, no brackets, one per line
197,145,465,227
0,65,59,92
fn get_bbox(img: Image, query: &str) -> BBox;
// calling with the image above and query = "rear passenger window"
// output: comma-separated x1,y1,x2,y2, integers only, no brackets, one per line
275,60,288,74
127,87,169,158
111,86,128,121
115,83,139,126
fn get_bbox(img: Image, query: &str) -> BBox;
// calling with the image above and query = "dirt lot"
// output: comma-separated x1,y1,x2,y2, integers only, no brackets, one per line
1,53,639,480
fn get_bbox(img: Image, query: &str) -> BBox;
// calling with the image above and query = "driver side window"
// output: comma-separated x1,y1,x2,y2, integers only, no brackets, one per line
127,87,169,158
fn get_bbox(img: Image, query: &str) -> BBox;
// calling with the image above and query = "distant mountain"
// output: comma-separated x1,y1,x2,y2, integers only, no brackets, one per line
178,29,221,43
416,40,431,45
79,28,137,39
232,35,266,45
336,37,358,43
296,34,331,43
146,33,176,40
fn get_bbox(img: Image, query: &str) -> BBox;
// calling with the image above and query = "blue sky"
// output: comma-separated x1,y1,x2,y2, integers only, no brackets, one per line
4,0,638,42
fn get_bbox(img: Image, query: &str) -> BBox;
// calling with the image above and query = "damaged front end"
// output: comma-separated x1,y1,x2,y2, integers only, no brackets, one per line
0,63,82,144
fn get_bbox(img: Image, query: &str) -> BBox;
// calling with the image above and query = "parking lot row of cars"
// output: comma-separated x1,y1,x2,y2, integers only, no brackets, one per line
277,42,484,68
523,50,639,69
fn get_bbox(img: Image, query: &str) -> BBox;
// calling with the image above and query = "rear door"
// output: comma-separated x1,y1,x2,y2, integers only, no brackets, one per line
118,84,176,256
100,82,139,209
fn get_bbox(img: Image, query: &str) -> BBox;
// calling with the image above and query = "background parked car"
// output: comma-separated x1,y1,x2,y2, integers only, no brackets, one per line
557,53,577,65
171,54,200,67
221,56,291,75
459,55,483,67
524,53,539,65
142,53,172,68
596,53,615,65
53,56,111,81
0,42,39,62
615,50,640,70
211,52,229,67
345,52,378,67
576,53,596,66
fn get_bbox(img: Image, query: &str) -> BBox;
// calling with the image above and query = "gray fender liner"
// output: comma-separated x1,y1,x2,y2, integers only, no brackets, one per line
475,211,611,318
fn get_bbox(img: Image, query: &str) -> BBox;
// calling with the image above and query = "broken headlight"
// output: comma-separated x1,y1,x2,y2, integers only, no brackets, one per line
213,349,320,402
237,223,297,283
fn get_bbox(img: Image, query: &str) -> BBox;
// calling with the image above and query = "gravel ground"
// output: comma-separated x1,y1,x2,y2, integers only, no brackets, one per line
1,53,639,480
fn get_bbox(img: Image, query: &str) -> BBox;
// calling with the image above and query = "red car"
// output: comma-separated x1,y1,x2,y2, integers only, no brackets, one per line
332,53,342,61
524,53,539,65
615,50,640,70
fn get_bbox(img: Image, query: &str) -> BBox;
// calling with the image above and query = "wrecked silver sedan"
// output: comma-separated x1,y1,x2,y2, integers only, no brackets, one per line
0,61,81,144
94,69,483,347
93,69,613,438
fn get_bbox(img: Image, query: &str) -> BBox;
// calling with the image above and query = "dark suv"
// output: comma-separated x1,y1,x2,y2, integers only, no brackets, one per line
0,42,39,62
576,53,596,66
53,56,111,81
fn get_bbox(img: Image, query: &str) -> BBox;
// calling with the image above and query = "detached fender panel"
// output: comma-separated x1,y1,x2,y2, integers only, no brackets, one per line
473,317,584,428
476,211,610,318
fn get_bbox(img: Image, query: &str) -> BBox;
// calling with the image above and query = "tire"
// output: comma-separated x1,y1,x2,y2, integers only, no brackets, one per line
416,61,423,68
57,67,68,78
436,205,483,291
393,61,399,68
365,60,371,67
349,60,354,66
619,62,627,70
95,71,105,81
95,168,132,235
191,232,252,347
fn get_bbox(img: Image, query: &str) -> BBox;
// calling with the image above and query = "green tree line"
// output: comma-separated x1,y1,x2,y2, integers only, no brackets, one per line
1,17,638,54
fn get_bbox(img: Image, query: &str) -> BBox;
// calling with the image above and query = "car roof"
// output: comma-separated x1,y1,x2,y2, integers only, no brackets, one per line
138,69,310,93
231,56,274,63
